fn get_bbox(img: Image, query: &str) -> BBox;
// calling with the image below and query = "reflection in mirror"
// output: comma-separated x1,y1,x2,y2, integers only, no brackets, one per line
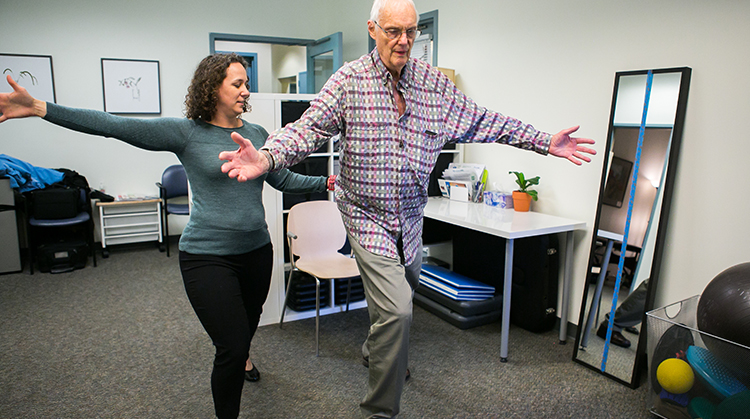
573,68,691,388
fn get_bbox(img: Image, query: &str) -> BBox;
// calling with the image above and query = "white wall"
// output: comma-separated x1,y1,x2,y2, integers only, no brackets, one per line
1,0,749,326
0,0,354,235
418,0,750,320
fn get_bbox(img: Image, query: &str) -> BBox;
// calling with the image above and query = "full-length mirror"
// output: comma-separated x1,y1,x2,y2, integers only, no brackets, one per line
573,67,691,388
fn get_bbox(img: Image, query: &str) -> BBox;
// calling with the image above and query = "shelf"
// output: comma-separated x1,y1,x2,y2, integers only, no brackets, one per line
103,221,160,229
105,234,161,246
282,300,368,322
101,210,159,217
103,226,160,236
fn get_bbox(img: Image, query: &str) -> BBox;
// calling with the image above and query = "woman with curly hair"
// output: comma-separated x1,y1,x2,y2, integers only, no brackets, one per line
0,53,333,419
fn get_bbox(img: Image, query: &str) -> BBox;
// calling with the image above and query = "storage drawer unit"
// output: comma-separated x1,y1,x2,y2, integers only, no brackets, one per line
97,199,162,256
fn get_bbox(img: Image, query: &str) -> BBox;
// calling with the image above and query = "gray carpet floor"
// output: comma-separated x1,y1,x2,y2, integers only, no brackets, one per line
575,282,643,383
0,244,654,418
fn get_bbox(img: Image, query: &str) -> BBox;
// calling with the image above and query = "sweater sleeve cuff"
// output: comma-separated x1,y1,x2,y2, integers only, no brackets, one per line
42,102,57,121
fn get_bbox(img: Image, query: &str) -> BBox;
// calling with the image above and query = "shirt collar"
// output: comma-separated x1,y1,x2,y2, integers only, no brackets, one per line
369,48,413,91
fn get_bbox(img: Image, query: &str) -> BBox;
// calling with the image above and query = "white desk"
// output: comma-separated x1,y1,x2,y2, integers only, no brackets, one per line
423,197,586,361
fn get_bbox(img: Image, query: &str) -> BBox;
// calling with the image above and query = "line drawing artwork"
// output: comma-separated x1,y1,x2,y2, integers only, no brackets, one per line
3,68,39,85
101,58,160,114
0,54,56,103
119,76,142,101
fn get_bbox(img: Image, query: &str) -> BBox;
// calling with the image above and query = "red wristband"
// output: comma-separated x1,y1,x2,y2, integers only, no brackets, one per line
326,175,336,191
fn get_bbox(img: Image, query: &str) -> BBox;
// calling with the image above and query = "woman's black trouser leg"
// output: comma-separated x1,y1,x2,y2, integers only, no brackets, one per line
179,244,273,419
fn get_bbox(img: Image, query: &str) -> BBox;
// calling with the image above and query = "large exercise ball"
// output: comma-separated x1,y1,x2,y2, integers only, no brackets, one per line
697,262,750,379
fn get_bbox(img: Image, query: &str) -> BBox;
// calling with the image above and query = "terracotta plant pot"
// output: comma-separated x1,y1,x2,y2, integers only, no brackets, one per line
512,191,532,212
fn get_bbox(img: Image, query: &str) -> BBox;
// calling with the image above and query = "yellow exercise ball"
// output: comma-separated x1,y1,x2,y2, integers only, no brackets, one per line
656,358,695,394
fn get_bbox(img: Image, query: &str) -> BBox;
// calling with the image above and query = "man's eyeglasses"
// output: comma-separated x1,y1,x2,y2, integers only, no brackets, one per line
374,21,421,40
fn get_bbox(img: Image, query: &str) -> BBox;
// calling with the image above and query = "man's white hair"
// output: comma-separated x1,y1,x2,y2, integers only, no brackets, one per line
369,0,419,23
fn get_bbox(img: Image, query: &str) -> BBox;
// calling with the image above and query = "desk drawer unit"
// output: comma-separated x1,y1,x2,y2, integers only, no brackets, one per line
97,199,162,250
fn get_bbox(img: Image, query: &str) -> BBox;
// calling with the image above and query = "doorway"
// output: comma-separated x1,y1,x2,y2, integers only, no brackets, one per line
209,32,342,94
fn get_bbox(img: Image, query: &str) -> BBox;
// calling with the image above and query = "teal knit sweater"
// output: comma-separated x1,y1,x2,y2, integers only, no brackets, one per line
44,103,326,255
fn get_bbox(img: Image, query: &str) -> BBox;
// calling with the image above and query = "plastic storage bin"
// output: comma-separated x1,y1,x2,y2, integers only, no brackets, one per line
646,295,750,419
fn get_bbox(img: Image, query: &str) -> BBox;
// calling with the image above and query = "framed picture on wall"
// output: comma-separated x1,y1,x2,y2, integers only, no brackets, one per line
101,58,161,114
602,156,633,208
0,53,56,103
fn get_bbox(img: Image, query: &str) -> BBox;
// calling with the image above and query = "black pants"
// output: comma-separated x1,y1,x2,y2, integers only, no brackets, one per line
179,243,273,419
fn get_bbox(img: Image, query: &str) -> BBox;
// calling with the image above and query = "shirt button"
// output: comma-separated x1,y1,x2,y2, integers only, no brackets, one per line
399,140,404,148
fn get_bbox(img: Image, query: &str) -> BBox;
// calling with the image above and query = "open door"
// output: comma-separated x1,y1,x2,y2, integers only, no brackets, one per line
304,32,343,94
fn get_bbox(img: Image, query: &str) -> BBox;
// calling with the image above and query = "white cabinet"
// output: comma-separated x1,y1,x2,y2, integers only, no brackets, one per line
96,199,162,257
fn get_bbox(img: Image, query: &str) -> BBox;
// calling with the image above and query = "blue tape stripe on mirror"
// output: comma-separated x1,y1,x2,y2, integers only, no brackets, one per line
601,70,654,372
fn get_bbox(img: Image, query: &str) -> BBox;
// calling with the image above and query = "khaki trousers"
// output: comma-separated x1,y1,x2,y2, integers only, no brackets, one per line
349,235,422,419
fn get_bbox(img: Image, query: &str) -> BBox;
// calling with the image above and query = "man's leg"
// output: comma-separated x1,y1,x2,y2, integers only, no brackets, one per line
611,278,649,331
598,278,649,348
349,236,420,418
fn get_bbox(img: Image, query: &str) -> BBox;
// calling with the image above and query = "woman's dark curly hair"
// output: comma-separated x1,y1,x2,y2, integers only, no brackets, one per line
184,53,249,121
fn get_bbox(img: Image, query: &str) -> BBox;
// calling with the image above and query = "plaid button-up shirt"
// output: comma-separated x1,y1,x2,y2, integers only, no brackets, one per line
265,49,551,265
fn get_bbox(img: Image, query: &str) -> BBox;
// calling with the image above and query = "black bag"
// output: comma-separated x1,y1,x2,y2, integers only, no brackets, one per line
450,227,560,333
35,239,89,273
28,168,92,219
30,187,80,219
54,168,90,191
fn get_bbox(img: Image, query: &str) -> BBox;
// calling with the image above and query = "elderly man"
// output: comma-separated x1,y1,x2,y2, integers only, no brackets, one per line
220,0,595,417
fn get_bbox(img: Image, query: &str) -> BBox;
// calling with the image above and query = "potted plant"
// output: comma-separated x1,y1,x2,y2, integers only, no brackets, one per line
509,171,540,212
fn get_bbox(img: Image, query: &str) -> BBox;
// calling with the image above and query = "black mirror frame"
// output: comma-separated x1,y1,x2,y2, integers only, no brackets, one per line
572,67,692,388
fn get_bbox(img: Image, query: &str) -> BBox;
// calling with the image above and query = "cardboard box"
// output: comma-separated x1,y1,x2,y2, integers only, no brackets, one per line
437,67,455,83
